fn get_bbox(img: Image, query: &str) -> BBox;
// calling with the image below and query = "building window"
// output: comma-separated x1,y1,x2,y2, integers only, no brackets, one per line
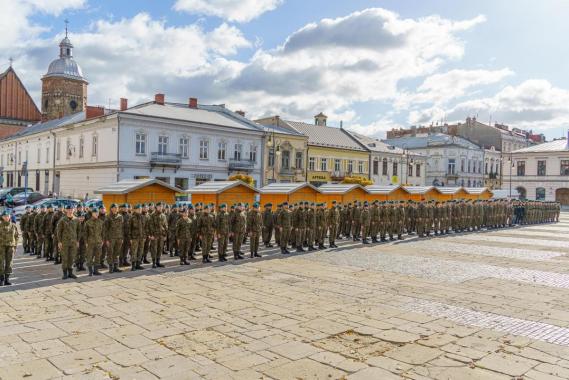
249,145,257,162
295,152,303,169
485,162,488,174
416,164,420,177
158,136,168,155
320,158,327,171
460,158,465,172
92,135,98,157
179,137,189,158
358,161,364,173
309,157,315,171
561,160,569,176
268,148,274,167
517,161,525,176
448,158,456,175
382,158,388,175
282,150,290,169
37,147,41,164
392,162,398,176
336,159,342,172
46,147,50,163
175,177,189,190
79,136,84,158
135,133,146,155
537,160,546,176
478,160,482,174
347,160,353,173
66,139,71,159
408,163,413,177
199,140,209,160
536,187,546,201
18,151,21,165
372,159,378,175
233,143,242,160
218,142,226,161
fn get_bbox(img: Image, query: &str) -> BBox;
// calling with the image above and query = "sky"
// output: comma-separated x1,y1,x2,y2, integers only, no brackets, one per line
2,0,569,139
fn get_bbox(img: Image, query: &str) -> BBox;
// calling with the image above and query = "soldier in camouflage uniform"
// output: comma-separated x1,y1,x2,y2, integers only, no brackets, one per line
230,203,246,260
34,205,46,258
104,203,125,273
188,205,198,260
327,201,340,248
56,205,79,280
84,207,103,276
370,200,380,243
20,206,31,254
29,207,38,256
198,205,215,263
277,202,292,254
129,204,146,270
176,207,192,265
315,203,326,249
98,206,108,268
120,204,131,266
305,202,317,251
141,204,151,264
293,202,306,252
351,202,361,241
148,202,167,268
43,205,55,261
75,212,86,271
52,206,64,264
274,204,282,246
360,201,371,244
247,202,263,258
215,204,229,262
0,210,18,285
168,204,180,257
262,203,274,248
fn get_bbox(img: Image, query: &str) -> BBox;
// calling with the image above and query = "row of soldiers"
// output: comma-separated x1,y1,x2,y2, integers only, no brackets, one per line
12,198,559,282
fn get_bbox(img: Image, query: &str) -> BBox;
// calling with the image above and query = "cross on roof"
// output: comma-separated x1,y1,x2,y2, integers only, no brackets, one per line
8,57,13,67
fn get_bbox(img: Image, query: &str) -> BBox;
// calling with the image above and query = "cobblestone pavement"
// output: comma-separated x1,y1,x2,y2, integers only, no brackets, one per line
2,217,569,379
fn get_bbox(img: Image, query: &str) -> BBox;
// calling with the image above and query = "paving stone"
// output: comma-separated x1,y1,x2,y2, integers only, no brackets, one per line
142,354,201,378
0,358,61,380
384,343,442,364
347,367,403,380
477,352,539,376
428,366,511,380
270,341,321,360
111,348,148,366
48,348,106,375
263,358,346,380
373,329,419,343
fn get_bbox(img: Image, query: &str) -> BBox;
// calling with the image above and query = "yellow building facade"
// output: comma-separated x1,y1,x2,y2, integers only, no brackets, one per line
306,145,369,186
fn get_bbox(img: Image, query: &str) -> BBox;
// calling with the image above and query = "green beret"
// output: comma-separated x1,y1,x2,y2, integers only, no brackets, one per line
204,205,210,209
282,202,288,206
65,204,73,210
1,210,10,216
134,204,141,209
253,202,259,207
110,203,118,208
91,207,99,213
188,204,194,209
220,203,227,208
264,203,272,207
156,202,163,206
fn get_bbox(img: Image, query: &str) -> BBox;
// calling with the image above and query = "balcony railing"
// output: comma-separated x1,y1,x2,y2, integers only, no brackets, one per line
229,158,255,171
150,152,182,165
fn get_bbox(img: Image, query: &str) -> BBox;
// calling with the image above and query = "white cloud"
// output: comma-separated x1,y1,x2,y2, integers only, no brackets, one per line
397,68,514,108
444,80,569,130
347,117,403,138
173,0,283,23
0,0,85,50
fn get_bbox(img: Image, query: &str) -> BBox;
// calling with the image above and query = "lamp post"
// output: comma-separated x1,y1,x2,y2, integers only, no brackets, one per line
267,129,281,184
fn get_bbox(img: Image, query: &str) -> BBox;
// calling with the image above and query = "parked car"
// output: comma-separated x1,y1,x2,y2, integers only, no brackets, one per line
84,199,103,209
11,198,80,220
0,187,34,205
4,192,47,207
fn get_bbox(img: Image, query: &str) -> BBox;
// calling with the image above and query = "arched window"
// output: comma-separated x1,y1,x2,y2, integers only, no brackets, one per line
536,187,546,201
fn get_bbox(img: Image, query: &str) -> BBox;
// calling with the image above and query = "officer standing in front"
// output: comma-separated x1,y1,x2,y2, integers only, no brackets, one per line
56,205,79,280
0,210,18,285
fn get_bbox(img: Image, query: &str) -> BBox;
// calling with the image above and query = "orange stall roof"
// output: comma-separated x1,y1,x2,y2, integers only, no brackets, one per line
95,179,179,194
365,185,407,195
260,182,319,194
187,180,259,194
318,183,366,194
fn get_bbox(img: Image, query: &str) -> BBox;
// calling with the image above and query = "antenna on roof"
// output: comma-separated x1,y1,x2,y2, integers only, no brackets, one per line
340,120,343,129
8,57,13,67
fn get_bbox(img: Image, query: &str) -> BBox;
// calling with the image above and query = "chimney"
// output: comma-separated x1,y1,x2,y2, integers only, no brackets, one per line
189,97,198,109
120,98,128,111
155,93,165,105
235,110,245,117
86,106,105,119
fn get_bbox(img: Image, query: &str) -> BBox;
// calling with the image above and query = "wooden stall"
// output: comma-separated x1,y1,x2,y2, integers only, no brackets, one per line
436,187,469,201
259,183,319,209
187,181,259,207
403,186,441,202
365,185,410,202
316,184,368,206
94,179,178,211
464,187,493,200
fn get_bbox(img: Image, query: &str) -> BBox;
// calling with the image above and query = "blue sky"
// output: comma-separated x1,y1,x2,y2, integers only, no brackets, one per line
3,0,569,139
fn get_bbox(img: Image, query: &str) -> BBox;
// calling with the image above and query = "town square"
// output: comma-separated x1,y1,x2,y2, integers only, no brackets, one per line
0,0,568,379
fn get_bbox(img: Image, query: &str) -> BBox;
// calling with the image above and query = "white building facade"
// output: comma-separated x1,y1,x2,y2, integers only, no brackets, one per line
502,139,569,205
0,97,265,199
384,133,485,188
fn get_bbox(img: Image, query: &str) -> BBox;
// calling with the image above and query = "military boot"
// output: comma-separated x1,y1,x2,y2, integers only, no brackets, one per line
156,258,165,268
296,246,305,253
280,247,289,255
0,275,4,286
131,262,136,271
62,269,68,280
100,262,108,269
114,263,123,272
308,245,316,251
219,255,227,262
136,261,145,270
202,255,211,263
68,269,77,279
93,265,102,276
3,274,11,286
142,256,150,264
77,262,85,271
152,259,157,269
88,266,93,276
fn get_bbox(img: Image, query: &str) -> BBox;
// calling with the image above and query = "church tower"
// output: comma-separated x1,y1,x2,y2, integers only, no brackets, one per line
41,24,88,121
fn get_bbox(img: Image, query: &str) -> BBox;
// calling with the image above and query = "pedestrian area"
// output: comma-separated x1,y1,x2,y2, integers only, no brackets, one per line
2,217,569,379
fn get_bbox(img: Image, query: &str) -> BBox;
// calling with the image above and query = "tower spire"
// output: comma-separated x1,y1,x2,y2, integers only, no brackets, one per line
64,19,69,37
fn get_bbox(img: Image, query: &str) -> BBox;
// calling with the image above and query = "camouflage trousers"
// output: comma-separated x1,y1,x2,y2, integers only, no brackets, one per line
328,224,337,245
262,226,273,245
60,242,77,271
250,232,260,253
0,246,14,275
274,226,281,245
36,235,44,257
76,240,85,266
305,227,314,247
107,239,123,266
130,238,144,263
217,233,228,259
361,223,370,239
85,242,102,267
168,231,177,253
202,234,214,258
22,232,30,253
150,236,165,261
44,236,54,260
279,227,290,249
295,227,305,247
177,238,191,261
233,232,244,253
370,221,379,239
